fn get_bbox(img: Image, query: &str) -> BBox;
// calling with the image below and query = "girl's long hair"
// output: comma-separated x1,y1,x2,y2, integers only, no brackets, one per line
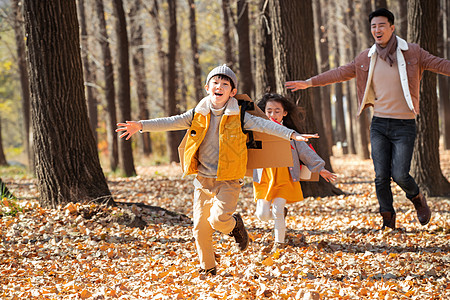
256,93,305,133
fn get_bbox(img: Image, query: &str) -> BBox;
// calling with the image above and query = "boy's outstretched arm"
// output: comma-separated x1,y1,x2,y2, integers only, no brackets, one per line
319,169,337,182
116,121,143,140
285,79,312,91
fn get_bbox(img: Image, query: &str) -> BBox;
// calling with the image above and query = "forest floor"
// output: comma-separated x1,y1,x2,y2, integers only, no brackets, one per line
1,149,449,299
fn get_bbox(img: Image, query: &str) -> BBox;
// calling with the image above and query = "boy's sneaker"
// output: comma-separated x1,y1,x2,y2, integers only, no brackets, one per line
199,266,217,276
229,213,249,251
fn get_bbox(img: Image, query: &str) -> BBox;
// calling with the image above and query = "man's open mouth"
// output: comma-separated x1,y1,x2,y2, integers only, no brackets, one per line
215,93,223,96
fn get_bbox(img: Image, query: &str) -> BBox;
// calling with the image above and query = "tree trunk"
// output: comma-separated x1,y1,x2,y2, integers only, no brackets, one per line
348,0,370,159
148,0,167,112
374,0,388,9
0,118,7,166
313,0,334,156
255,0,276,97
188,0,203,103
332,1,348,154
23,0,112,208
237,0,254,97
439,0,450,149
221,0,235,69
166,0,180,163
408,0,450,196
129,0,152,156
269,0,342,197
12,0,33,170
77,0,98,142
95,0,119,172
112,0,136,176
398,0,408,38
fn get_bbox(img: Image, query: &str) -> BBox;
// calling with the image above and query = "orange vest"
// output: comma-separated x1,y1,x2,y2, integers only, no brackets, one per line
183,110,247,180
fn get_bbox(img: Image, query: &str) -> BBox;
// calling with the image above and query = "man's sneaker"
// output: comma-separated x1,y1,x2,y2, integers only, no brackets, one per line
273,242,285,252
199,266,217,276
410,192,431,225
229,213,249,251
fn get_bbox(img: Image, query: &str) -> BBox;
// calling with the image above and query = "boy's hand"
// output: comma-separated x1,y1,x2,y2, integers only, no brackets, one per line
285,79,311,91
319,169,337,182
116,121,142,140
291,132,319,141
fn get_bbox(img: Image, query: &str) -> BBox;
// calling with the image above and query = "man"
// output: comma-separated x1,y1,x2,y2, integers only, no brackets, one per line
285,8,450,230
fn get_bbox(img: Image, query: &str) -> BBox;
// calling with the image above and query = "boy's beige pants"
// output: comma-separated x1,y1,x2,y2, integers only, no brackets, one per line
192,175,241,270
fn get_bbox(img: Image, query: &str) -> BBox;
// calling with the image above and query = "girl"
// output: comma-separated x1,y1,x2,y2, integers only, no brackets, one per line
253,93,337,250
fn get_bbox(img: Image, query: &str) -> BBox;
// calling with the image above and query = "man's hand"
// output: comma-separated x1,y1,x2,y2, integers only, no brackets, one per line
285,79,311,91
116,121,142,140
291,132,319,141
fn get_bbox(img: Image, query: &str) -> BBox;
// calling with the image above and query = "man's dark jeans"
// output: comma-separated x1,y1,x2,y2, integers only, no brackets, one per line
370,116,420,214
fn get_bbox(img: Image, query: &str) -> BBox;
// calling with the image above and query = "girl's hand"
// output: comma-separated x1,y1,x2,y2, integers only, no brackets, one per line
320,169,337,182
291,132,319,142
116,121,142,140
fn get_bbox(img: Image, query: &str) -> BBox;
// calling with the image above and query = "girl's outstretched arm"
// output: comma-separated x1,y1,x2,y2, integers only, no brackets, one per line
116,121,142,140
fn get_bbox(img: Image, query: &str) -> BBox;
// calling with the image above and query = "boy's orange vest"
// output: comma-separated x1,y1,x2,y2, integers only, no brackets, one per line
183,110,247,180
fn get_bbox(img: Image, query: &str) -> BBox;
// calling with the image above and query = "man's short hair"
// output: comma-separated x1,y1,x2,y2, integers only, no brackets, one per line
369,8,395,25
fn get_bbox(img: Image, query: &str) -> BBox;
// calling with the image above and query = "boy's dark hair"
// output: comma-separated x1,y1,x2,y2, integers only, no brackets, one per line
256,93,305,133
369,8,395,25
210,74,235,90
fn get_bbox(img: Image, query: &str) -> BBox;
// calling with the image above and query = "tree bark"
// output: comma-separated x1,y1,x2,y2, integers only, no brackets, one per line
221,0,235,69
77,0,98,142
12,0,32,170
166,0,180,163
438,0,450,149
23,0,112,208
374,0,388,9
408,0,450,196
129,0,152,156
237,0,254,97
313,0,334,156
398,0,408,38
188,0,203,103
269,0,342,197
112,0,136,176
332,1,348,155
255,0,276,97
95,0,119,172
0,118,7,166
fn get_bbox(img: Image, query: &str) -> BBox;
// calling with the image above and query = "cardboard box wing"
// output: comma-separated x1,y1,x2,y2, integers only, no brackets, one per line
178,94,293,177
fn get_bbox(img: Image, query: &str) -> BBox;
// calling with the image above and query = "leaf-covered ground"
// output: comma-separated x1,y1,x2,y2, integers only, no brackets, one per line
1,150,449,299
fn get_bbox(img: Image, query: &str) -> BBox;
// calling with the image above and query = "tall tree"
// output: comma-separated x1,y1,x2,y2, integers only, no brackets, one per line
254,0,275,97
408,0,450,196
313,0,334,156
187,0,203,103
166,0,180,162
0,118,7,166
331,0,348,154
221,0,234,69
269,0,341,197
77,0,98,142
438,0,450,149
11,0,32,170
397,0,408,38
112,0,136,176
23,0,112,207
95,0,119,172
147,0,167,110
237,0,253,96
129,0,152,155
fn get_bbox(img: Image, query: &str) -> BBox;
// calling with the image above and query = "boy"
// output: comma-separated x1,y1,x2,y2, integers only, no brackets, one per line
117,64,316,275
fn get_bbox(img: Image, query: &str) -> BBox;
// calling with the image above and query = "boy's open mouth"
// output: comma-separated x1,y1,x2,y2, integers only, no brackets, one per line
214,92,223,96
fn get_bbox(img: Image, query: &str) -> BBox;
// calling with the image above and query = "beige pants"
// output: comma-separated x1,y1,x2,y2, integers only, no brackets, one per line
192,176,241,270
